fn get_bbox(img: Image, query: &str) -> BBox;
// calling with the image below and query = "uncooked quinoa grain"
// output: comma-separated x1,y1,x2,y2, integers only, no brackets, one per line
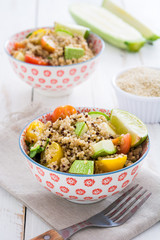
116,67,160,97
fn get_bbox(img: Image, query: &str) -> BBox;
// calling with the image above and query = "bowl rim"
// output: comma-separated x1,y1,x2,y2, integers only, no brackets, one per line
4,26,105,68
19,108,150,178
112,66,160,101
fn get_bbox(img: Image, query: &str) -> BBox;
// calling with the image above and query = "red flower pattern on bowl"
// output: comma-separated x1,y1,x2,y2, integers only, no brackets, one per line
66,177,77,186
76,189,86,195
36,167,45,176
118,172,127,181
60,186,69,193
102,177,112,185
50,173,60,182
84,179,95,187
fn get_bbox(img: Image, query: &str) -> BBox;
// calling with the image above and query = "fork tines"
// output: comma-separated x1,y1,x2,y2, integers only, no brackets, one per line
101,184,151,224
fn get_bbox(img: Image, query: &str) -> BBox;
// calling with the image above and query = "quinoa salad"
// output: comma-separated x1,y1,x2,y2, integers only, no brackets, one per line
25,106,147,175
11,22,95,66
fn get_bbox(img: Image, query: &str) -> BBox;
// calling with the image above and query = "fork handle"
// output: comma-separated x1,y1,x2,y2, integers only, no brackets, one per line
31,220,91,240
31,229,64,240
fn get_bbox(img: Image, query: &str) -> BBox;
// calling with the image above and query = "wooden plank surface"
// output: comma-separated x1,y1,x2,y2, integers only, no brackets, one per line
0,186,25,240
0,0,160,239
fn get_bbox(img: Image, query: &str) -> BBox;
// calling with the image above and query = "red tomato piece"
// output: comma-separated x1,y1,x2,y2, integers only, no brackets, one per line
25,54,48,65
119,133,132,154
14,42,25,50
112,133,132,154
52,105,77,122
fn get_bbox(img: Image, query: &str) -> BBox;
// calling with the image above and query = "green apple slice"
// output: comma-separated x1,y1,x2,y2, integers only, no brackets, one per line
54,22,90,39
102,0,159,41
65,46,84,59
69,3,146,52
88,111,110,120
69,160,94,174
75,122,88,136
92,140,117,158
110,109,148,147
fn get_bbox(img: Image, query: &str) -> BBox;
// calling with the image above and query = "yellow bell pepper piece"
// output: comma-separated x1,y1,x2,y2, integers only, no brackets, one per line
42,141,63,167
25,120,44,143
29,28,51,42
95,155,127,173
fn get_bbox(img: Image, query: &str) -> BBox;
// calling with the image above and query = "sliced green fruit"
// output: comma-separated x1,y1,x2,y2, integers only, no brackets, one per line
92,140,117,158
110,109,148,147
65,46,84,59
102,0,159,41
75,122,88,136
69,3,146,52
95,154,127,172
69,160,94,174
56,30,73,37
88,111,110,120
54,22,90,39
100,122,116,137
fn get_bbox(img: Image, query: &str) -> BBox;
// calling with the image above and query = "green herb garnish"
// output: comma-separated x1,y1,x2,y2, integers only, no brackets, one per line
29,139,49,158
26,32,32,38
25,140,30,147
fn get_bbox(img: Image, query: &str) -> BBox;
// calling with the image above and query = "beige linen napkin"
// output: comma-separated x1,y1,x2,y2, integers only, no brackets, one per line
0,104,160,240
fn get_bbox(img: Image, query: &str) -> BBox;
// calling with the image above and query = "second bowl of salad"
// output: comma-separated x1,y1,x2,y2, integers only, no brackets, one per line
20,106,149,204
5,22,104,97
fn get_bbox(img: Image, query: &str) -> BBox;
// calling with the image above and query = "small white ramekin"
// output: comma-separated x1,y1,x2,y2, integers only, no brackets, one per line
112,67,160,124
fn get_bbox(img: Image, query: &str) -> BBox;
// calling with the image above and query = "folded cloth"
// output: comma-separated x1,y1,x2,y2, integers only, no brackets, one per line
0,104,160,240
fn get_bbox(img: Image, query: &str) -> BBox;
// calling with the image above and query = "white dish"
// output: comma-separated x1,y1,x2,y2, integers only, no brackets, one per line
112,67,160,124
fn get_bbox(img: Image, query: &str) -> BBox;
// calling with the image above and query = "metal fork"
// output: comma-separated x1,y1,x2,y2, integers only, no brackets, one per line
32,184,151,240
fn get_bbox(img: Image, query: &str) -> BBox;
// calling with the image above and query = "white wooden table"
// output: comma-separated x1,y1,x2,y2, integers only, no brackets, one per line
0,0,160,239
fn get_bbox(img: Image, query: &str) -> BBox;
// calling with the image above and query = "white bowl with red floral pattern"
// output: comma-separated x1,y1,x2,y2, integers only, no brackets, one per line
5,28,104,97
19,107,150,204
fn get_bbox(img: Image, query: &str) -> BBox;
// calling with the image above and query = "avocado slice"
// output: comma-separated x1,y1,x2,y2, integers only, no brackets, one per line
88,111,110,120
65,46,84,59
69,160,94,174
92,140,117,158
75,122,88,137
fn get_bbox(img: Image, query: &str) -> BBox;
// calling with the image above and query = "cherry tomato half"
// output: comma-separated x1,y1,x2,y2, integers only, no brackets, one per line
112,133,132,154
41,36,56,52
52,105,77,122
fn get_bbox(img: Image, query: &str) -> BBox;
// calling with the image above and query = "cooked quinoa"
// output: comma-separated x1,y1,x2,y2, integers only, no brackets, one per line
11,29,95,66
26,112,143,173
